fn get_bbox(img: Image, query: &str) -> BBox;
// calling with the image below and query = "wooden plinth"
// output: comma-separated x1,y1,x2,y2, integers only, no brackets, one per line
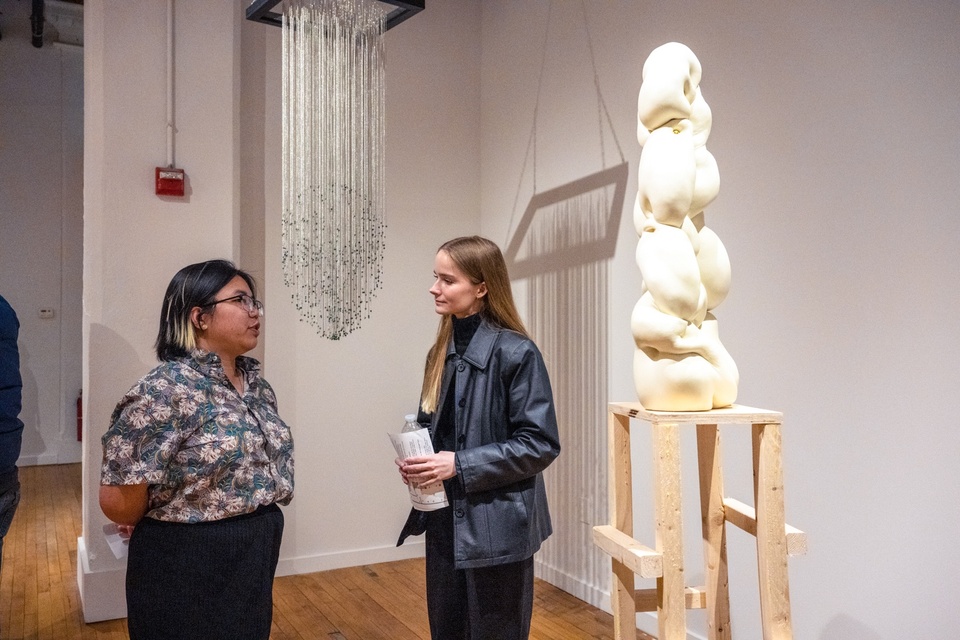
592,403,806,640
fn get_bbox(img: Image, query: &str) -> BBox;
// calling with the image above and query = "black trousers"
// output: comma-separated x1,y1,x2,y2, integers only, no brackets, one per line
125,504,283,640
425,507,534,640
0,467,20,578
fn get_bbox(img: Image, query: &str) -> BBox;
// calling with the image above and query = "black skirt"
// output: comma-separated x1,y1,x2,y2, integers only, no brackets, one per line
125,504,284,640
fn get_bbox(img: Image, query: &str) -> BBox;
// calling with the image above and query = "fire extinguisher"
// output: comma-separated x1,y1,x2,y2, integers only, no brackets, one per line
77,390,83,441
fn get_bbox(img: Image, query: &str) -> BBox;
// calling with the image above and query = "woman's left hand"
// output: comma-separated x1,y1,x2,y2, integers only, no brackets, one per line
400,451,456,486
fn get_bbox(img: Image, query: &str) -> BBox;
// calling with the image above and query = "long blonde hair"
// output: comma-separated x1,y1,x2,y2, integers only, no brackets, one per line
420,236,528,414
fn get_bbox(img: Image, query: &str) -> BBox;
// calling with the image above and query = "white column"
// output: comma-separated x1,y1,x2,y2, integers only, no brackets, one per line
78,0,242,622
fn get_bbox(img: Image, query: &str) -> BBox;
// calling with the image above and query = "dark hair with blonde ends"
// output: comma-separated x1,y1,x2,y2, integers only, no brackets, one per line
155,260,257,362
419,237,528,413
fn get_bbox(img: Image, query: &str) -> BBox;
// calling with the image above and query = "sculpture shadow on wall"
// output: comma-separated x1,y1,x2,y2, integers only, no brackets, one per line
504,160,627,599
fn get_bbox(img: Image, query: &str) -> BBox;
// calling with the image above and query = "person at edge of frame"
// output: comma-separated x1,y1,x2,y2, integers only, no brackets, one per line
0,293,24,611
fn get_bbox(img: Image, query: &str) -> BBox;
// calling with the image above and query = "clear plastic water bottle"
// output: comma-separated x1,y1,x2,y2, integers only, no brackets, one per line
401,414,420,432
401,414,421,492
397,413,448,511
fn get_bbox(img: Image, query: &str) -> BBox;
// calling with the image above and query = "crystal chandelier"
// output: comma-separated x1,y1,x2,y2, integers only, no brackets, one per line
280,0,388,339
247,0,423,339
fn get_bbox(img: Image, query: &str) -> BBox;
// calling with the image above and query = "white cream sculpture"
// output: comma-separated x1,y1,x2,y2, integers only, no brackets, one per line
632,42,739,411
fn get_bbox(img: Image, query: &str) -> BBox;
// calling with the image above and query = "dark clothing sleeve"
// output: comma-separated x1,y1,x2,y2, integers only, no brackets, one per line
455,341,560,494
0,296,23,475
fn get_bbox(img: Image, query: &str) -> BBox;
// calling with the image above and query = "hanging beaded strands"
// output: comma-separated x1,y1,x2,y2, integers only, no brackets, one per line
281,0,387,339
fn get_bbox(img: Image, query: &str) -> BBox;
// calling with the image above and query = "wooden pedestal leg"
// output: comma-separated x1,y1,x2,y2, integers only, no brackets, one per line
609,412,637,640
697,424,732,640
752,423,793,640
612,559,637,640
652,422,685,639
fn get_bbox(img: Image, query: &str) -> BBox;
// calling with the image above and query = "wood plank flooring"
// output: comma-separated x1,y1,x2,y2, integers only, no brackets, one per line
1,464,653,639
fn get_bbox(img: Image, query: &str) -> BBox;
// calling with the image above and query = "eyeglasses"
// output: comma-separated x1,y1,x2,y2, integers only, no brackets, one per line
206,294,264,316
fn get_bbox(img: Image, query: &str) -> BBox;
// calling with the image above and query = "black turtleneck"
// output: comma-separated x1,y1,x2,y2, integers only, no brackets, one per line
435,313,482,461
452,312,482,356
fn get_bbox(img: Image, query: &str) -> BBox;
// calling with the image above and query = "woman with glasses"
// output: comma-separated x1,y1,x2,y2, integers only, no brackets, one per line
99,259,293,640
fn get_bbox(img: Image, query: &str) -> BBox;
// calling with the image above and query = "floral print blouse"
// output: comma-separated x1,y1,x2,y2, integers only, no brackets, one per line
101,350,294,523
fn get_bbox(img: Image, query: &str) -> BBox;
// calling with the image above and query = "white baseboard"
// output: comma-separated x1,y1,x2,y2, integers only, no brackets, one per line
17,447,82,467
276,539,426,577
534,559,609,610
17,453,60,466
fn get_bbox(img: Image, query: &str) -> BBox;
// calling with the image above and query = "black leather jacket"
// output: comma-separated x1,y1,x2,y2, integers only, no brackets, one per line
397,318,561,569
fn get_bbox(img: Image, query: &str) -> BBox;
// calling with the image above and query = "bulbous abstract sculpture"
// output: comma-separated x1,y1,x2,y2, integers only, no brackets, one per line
632,42,738,411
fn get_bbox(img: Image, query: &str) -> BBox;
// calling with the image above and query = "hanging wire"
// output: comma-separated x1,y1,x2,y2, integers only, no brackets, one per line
580,0,625,166
504,1,624,248
281,0,387,340
503,2,553,249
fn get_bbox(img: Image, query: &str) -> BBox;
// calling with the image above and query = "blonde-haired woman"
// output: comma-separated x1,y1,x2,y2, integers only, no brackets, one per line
397,236,560,639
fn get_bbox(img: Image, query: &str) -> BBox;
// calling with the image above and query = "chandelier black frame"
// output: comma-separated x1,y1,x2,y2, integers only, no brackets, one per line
246,0,424,30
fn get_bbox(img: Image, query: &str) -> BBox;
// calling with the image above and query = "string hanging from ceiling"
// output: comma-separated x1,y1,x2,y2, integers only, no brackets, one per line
281,0,387,340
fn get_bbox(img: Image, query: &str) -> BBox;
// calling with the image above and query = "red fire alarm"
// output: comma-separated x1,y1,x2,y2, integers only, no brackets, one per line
156,167,185,196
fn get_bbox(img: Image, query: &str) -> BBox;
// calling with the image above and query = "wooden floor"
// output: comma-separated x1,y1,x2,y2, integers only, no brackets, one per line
1,464,654,639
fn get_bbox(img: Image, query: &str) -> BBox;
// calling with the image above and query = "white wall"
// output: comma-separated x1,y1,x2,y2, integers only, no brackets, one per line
479,1,960,639
0,0,83,467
